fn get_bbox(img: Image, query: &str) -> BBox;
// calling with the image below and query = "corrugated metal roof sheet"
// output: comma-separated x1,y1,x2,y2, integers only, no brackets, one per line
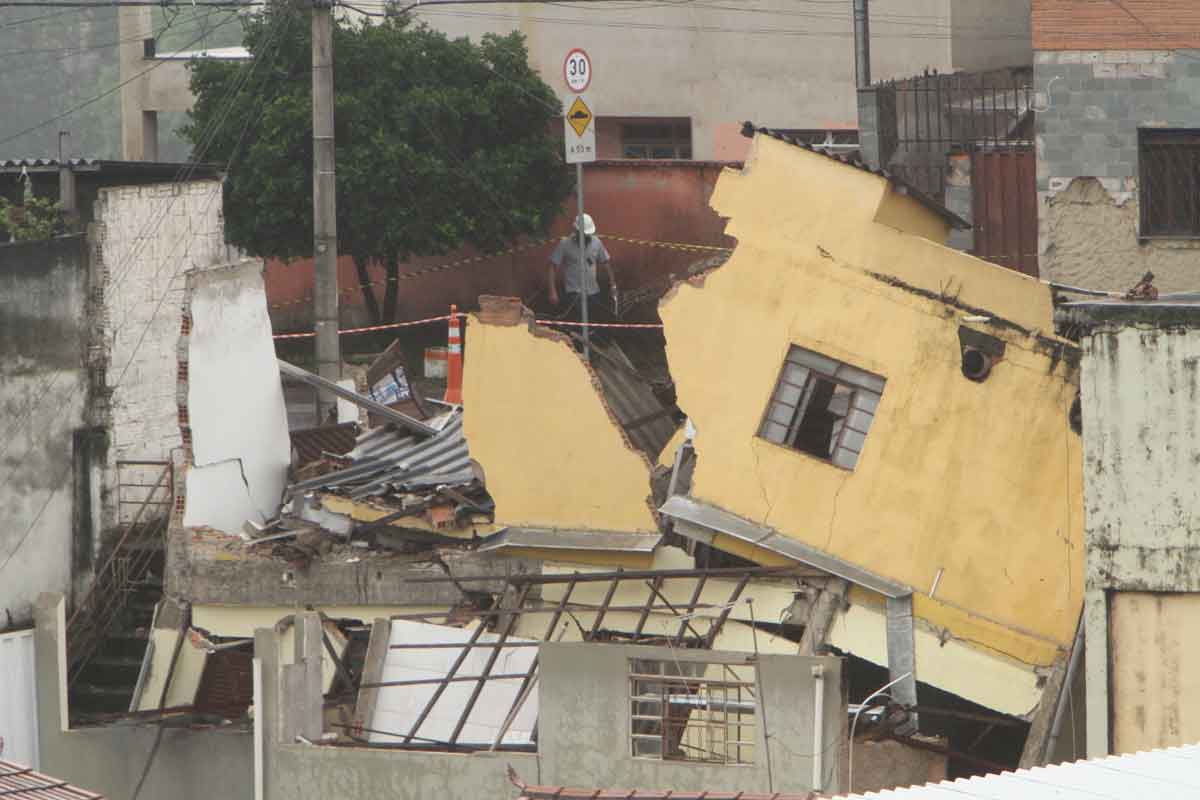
0,759,103,800
288,410,475,500
843,742,1200,799
0,158,222,174
741,122,972,231
589,339,679,460
0,158,98,168
289,422,359,466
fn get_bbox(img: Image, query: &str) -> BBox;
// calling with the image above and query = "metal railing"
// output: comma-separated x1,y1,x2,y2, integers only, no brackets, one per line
873,68,1035,200
66,462,172,687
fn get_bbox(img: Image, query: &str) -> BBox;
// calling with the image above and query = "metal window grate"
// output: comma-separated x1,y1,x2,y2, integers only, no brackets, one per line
622,121,692,160
1139,130,1200,238
629,658,756,765
757,345,884,470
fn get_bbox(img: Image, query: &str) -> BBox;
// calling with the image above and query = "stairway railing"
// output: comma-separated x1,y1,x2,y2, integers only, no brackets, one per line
67,462,172,688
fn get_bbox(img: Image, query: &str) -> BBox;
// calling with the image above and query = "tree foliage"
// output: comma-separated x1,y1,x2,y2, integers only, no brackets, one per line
0,197,62,242
184,5,570,322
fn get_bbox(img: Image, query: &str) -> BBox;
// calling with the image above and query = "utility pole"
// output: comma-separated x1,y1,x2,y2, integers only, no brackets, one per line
853,0,871,88
311,0,340,420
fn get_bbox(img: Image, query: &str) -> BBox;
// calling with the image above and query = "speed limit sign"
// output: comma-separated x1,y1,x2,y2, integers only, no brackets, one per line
563,48,591,93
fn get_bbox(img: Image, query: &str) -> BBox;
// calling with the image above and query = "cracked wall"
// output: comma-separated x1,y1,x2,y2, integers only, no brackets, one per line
1039,177,1200,294
180,259,291,535
462,300,658,535
1035,49,1200,292
659,135,1084,671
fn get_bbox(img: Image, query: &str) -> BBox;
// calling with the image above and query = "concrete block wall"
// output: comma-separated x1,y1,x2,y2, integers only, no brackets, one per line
1034,50,1200,188
90,179,232,534
1035,49,1200,292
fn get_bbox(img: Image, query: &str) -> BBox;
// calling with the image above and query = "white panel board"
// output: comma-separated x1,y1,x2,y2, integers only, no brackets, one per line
369,620,538,746
0,630,39,768
185,262,291,533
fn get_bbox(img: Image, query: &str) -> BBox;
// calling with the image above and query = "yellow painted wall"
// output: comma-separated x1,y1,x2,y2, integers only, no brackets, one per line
660,135,1084,663
462,314,658,533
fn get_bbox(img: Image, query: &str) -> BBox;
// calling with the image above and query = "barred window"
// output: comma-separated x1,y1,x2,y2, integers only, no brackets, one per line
1139,129,1200,238
630,658,756,765
622,121,692,160
758,345,885,471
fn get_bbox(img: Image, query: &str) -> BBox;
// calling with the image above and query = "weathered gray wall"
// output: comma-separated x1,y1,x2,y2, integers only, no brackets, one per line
270,743,532,799
0,237,92,627
1035,49,1200,290
538,643,844,795
169,533,540,605
1076,318,1200,757
34,595,254,800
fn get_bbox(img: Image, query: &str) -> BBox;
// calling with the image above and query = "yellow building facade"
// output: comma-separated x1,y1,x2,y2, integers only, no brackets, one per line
659,133,1083,673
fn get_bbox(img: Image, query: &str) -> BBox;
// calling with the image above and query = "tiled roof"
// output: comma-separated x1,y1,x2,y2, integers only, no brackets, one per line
740,122,971,231
0,760,104,800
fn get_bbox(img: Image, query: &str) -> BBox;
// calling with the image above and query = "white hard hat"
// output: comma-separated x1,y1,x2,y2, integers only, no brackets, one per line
576,213,596,236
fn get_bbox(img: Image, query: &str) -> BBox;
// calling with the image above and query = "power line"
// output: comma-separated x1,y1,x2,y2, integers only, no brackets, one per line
400,7,1033,40
0,10,241,148
0,9,295,582
0,5,85,29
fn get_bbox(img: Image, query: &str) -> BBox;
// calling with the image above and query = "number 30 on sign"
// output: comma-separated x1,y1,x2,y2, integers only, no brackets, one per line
563,48,591,93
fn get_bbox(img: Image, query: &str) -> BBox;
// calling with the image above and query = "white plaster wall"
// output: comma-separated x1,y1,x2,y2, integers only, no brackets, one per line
95,180,233,530
0,238,89,628
1081,325,1200,592
827,603,1043,717
0,629,39,768
182,260,290,534
1079,323,1200,755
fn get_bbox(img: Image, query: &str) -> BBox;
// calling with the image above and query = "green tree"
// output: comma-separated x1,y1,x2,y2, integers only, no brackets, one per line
0,197,62,242
184,4,569,324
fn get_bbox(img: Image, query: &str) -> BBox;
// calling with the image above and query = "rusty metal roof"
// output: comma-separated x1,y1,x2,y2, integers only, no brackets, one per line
289,422,360,466
0,760,104,800
741,122,972,231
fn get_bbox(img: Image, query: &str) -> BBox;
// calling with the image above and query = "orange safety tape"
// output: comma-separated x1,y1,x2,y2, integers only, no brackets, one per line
272,312,666,339
272,313,463,340
268,236,733,311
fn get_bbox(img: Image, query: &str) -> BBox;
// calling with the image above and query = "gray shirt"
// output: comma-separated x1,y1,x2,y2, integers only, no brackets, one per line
550,235,610,296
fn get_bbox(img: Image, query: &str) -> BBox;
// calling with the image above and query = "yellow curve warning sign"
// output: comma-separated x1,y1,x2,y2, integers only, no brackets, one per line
566,96,593,137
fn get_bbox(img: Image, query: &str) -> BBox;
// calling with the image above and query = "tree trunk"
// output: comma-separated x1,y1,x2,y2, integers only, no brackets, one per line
382,257,400,323
354,255,382,325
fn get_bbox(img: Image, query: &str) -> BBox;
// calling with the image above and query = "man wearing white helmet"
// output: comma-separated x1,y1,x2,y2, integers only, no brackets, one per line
547,212,617,324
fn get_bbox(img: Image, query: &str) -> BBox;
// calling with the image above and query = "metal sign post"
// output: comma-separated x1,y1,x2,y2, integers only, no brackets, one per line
563,49,595,359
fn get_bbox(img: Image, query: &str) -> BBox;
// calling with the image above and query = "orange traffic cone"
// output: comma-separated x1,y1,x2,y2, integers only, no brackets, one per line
444,305,464,405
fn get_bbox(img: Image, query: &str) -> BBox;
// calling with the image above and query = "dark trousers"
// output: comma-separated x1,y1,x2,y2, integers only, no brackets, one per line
556,291,614,325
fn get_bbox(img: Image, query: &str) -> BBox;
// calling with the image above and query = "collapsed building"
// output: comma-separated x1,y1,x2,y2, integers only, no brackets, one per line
18,125,1085,799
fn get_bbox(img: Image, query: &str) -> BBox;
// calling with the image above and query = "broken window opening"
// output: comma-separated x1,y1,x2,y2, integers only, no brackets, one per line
758,345,885,470
630,658,757,765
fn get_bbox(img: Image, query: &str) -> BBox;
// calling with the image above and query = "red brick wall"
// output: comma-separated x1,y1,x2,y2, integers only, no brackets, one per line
1034,0,1200,50
266,160,737,332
